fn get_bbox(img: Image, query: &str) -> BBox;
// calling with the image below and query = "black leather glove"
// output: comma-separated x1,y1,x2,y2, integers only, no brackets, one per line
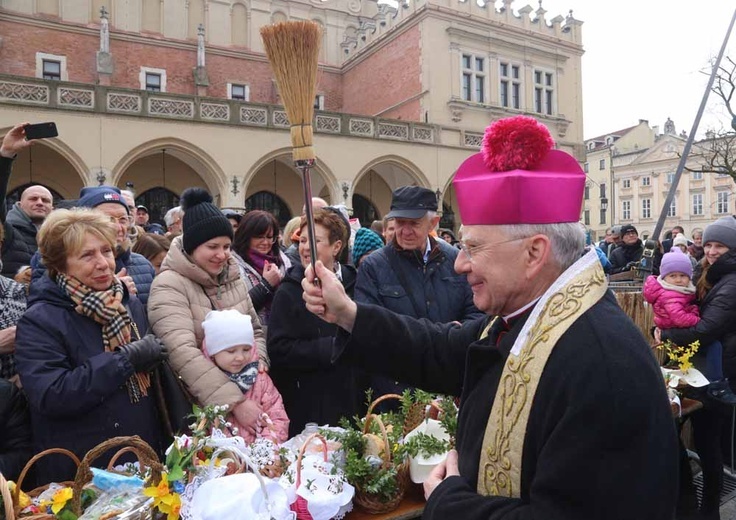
115,334,167,372
624,261,637,271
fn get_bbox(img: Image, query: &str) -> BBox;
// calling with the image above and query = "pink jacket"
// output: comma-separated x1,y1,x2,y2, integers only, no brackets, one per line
642,275,700,329
231,372,290,444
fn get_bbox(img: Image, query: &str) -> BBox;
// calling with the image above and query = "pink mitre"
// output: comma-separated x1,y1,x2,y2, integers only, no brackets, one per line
453,115,584,225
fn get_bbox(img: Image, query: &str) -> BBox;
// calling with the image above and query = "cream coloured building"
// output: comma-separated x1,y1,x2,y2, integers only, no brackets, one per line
0,0,584,229
586,119,735,240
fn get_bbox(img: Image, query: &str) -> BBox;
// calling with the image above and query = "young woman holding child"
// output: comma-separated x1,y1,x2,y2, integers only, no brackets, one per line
657,216,736,520
148,188,271,440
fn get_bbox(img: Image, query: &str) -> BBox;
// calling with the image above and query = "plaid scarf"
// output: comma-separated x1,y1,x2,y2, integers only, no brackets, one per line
56,273,150,402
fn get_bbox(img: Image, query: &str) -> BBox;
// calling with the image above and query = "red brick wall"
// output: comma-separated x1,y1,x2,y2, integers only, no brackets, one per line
0,20,343,108
342,23,422,121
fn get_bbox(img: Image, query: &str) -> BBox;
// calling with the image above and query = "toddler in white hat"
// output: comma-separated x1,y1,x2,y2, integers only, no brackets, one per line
202,309,289,442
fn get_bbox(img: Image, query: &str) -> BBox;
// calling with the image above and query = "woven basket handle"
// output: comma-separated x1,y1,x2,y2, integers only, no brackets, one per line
294,433,328,488
13,447,81,502
365,393,403,417
209,447,271,507
362,414,391,469
1,473,15,520
71,436,163,515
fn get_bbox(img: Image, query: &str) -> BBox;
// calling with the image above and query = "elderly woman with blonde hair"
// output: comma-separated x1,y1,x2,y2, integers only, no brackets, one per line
15,208,166,483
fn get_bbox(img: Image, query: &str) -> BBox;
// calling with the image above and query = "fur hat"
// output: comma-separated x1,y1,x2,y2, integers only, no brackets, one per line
660,249,693,279
180,187,233,254
201,310,255,357
703,216,736,251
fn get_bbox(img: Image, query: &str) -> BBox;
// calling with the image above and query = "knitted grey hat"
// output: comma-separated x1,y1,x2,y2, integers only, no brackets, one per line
702,216,736,250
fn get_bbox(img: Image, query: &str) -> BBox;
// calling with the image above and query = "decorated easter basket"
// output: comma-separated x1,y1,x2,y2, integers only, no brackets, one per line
71,436,164,517
12,448,81,520
352,413,409,515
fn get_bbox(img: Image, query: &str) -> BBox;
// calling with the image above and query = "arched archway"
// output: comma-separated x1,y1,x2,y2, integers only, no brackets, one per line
352,193,379,227
353,156,429,219
244,191,292,228
438,176,459,234
0,141,86,200
6,183,65,215
113,138,226,199
136,187,180,226
243,150,338,215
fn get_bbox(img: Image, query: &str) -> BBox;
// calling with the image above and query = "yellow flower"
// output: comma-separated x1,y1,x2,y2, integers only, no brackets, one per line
51,487,73,514
144,473,181,520
8,482,30,509
158,492,182,520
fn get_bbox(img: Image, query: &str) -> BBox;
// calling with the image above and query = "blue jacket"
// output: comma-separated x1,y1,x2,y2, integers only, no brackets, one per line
15,274,163,483
116,249,155,305
355,238,482,403
30,249,155,305
355,238,481,323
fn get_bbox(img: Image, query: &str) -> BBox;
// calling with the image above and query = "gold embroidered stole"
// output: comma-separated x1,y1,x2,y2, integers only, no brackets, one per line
477,249,607,497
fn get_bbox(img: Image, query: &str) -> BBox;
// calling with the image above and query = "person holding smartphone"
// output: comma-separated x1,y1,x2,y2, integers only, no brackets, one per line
0,123,54,278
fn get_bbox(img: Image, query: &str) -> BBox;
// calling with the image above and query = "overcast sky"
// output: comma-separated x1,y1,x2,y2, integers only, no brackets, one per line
534,0,736,139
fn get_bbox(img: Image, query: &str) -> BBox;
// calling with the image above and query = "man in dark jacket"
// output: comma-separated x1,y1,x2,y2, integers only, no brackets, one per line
355,186,482,402
609,224,645,274
0,124,53,278
76,187,156,304
302,116,677,520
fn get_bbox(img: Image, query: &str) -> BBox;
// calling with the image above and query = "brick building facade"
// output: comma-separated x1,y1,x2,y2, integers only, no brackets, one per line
0,0,584,229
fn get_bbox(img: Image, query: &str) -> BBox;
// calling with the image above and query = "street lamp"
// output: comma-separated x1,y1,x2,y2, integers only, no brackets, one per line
600,197,608,211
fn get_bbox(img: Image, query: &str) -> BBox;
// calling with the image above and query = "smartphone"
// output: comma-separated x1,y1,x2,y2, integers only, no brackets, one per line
24,122,58,140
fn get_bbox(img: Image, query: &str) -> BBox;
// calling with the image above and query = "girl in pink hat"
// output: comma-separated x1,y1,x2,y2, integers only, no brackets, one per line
644,249,736,404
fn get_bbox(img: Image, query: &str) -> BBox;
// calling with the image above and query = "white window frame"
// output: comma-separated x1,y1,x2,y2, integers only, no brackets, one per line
314,94,325,110
641,176,651,187
667,199,676,217
583,209,590,226
622,200,631,220
641,198,651,219
692,171,703,181
227,83,250,101
666,172,676,184
692,193,704,216
461,53,486,104
623,179,631,189
139,66,167,93
36,52,68,81
533,68,554,116
717,191,729,214
499,61,521,110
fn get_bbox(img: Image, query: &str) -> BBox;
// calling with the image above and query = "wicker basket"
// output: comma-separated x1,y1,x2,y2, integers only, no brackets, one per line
353,413,409,515
12,448,81,520
1,473,15,520
71,436,164,516
291,433,329,520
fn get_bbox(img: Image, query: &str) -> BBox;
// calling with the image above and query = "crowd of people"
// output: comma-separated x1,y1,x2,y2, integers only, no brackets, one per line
0,116,734,519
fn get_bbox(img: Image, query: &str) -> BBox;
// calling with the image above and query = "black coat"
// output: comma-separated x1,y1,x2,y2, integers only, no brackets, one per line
268,263,368,437
0,378,31,481
15,274,163,483
663,249,736,380
609,240,644,274
335,293,678,519
0,157,40,278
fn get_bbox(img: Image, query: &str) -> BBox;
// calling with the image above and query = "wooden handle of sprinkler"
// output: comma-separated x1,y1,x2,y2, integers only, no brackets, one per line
297,160,320,286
